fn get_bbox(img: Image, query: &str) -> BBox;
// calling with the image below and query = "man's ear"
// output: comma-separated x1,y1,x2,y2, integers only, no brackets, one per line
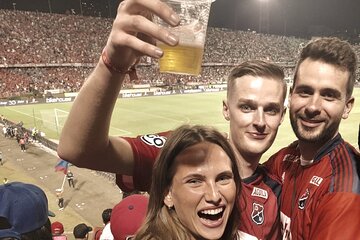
342,97,354,119
223,100,230,121
164,191,174,208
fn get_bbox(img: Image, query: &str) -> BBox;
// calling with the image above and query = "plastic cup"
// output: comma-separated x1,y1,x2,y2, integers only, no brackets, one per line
155,0,214,76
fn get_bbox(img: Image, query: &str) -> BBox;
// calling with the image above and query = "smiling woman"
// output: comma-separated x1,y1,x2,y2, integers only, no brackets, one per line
133,124,242,240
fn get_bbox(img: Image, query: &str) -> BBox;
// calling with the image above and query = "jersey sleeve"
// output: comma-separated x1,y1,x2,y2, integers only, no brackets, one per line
115,131,172,192
309,192,360,239
263,150,286,180
263,141,300,180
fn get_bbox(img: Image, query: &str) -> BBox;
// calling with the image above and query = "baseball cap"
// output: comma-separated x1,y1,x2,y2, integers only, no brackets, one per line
73,223,92,238
51,221,64,235
110,194,149,240
0,182,50,239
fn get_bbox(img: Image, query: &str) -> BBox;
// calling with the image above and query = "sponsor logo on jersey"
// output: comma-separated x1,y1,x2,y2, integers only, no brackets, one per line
298,188,310,210
140,134,167,148
251,187,268,199
309,176,323,186
283,154,298,162
251,203,264,225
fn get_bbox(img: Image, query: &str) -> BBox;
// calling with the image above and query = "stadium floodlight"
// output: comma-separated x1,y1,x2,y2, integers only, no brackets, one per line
79,0,83,16
258,0,270,34
48,0,52,13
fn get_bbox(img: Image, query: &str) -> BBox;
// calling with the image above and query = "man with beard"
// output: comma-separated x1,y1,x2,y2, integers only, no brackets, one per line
264,37,360,239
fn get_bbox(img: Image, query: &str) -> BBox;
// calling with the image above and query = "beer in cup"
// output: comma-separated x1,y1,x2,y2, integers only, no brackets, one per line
155,0,214,76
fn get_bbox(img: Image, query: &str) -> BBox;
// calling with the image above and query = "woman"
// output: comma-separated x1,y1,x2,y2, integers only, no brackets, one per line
134,125,241,240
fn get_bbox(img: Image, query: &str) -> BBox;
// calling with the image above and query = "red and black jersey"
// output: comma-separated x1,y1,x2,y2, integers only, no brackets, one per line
116,132,282,240
264,134,360,239
116,131,170,192
238,166,281,240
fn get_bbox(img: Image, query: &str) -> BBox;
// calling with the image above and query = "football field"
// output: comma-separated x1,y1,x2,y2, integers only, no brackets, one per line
1,89,359,162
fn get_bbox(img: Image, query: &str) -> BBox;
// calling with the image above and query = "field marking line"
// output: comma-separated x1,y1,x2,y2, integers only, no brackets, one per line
5,107,132,135
110,126,132,135
120,108,190,123
55,108,132,135
5,107,46,122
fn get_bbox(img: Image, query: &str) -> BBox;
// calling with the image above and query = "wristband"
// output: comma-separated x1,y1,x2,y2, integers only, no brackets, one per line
101,47,136,75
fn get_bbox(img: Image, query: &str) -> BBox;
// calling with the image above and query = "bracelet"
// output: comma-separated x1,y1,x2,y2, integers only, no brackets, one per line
101,47,136,74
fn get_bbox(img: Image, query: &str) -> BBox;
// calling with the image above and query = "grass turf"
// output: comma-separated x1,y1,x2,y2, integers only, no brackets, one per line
1,88,359,163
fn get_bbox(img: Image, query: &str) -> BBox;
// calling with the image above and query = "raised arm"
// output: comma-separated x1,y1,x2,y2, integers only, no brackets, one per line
57,0,180,174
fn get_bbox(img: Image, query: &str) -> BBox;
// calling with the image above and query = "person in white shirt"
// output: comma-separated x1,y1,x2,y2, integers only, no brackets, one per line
99,208,113,240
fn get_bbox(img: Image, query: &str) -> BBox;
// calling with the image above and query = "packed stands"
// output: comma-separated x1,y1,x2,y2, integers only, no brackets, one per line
1,9,359,98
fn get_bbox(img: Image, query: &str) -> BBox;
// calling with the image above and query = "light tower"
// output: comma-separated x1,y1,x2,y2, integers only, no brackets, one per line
258,0,270,34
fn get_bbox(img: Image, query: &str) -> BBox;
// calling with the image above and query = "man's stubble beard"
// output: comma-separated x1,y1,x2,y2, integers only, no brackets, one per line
289,112,340,145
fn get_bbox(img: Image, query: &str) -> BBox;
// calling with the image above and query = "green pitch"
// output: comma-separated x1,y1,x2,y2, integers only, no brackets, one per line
1,89,359,163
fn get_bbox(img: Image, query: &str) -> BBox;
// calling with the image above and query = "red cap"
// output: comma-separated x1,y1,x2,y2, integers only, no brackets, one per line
110,194,149,240
51,221,64,235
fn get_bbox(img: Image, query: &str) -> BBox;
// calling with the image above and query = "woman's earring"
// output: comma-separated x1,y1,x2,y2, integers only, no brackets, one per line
165,193,173,210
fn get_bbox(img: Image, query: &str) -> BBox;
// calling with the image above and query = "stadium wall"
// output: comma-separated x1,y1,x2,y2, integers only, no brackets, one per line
0,84,227,107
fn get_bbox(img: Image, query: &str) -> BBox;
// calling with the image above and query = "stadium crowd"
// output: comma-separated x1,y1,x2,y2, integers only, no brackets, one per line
2,9,359,99
1,4,360,240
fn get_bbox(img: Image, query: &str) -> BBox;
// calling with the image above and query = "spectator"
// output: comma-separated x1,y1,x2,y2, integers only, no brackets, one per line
66,170,75,188
56,191,64,211
0,182,53,240
31,127,38,142
98,209,113,240
133,125,241,240
3,178,9,184
2,126,6,137
110,194,149,240
73,223,92,240
264,37,360,238
51,221,68,240
0,151,3,165
19,138,26,152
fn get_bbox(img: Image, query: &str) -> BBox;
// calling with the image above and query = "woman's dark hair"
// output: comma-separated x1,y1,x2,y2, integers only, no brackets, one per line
135,124,241,240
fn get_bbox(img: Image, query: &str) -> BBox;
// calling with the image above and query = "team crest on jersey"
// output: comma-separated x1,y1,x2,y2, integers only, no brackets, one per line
310,176,323,186
298,188,310,210
251,203,264,225
140,134,167,148
251,187,268,199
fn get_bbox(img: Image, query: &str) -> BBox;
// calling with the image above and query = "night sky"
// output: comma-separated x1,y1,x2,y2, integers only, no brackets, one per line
1,0,359,38
209,0,360,37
